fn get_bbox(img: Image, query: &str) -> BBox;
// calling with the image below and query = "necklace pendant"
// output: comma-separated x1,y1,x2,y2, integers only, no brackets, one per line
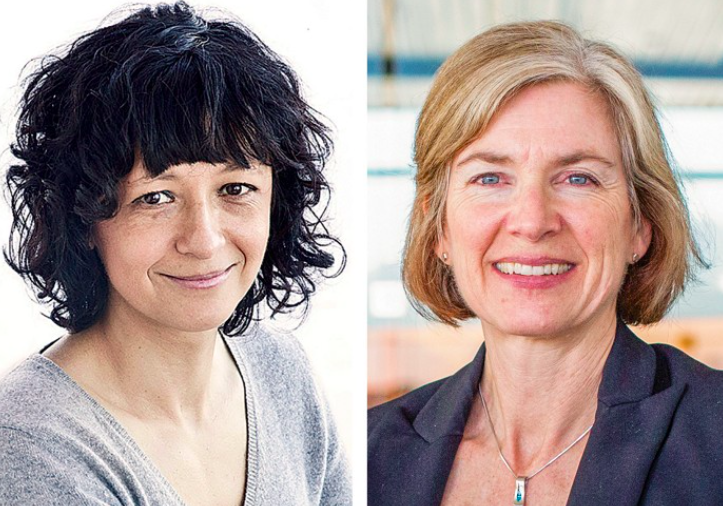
513,477,526,505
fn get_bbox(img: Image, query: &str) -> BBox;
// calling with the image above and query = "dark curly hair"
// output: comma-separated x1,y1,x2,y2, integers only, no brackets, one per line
4,1,344,335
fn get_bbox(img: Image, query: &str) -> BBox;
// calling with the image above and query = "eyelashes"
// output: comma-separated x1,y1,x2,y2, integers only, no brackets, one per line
131,183,258,207
566,173,600,186
219,183,254,197
477,174,501,185
134,190,174,206
470,172,601,187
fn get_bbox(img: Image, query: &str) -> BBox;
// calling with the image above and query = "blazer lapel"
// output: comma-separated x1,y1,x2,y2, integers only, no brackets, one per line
402,343,486,506
567,322,686,505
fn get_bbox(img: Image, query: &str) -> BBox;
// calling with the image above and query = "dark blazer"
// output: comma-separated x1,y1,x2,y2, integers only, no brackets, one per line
368,321,723,505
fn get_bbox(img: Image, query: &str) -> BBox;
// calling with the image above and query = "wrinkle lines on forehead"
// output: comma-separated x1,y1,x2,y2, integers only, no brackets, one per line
455,149,618,172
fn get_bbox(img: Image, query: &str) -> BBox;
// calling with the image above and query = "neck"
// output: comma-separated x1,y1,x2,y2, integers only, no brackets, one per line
68,303,238,426
477,315,617,474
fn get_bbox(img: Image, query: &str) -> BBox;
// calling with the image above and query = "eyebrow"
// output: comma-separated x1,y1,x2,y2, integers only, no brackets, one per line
129,163,249,185
456,150,616,169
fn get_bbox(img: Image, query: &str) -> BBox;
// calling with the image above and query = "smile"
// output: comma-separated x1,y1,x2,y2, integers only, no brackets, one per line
494,262,573,276
163,265,235,289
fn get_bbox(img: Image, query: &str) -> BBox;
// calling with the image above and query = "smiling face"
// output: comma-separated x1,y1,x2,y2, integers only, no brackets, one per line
438,82,651,339
92,161,272,334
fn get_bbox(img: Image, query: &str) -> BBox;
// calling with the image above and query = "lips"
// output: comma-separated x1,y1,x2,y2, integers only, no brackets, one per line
491,257,576,287
166,265,234,281
161,264,236,289
495,262,573,276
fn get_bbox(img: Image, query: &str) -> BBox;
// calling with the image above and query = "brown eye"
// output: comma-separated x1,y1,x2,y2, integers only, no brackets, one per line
221,183,251,196
135,191,174,205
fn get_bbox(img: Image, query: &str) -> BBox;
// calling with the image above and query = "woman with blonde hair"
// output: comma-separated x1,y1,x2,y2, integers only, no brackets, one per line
369,21,721,505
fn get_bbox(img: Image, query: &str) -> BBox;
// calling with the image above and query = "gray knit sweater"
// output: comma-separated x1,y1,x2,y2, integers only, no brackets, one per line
0,325,351,505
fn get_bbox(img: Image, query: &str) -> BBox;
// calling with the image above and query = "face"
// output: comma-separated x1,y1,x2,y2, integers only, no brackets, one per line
438,82,651,339
93,160,272,334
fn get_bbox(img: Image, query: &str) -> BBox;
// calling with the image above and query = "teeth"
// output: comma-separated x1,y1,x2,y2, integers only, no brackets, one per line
495,262,572,276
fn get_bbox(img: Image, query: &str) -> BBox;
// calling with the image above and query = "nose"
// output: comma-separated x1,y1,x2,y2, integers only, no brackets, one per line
175,200,225,259
504,183,561,241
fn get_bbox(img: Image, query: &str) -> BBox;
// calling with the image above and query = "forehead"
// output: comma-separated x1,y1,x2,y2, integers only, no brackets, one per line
125,160,269,186
459,81,620,162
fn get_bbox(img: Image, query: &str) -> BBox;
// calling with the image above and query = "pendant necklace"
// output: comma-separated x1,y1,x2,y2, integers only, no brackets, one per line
477,384,593,505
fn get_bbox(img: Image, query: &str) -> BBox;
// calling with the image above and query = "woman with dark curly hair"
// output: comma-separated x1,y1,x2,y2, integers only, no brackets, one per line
0,2,349,505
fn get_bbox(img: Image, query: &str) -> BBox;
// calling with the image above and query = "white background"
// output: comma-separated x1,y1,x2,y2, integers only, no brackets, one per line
0,0,366,501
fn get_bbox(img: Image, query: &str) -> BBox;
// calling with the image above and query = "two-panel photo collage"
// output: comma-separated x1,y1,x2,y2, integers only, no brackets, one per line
1,1,722,505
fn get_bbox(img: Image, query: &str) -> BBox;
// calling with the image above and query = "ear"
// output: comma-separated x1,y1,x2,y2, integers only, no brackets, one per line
434,237,447,262
423,196,450,263
633,216,652,261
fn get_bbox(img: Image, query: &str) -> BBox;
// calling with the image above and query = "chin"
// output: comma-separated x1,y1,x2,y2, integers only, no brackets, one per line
482,312,574,339
156,310,236,335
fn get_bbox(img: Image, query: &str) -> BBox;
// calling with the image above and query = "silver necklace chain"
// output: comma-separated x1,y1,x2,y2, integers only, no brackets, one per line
477,383,593,481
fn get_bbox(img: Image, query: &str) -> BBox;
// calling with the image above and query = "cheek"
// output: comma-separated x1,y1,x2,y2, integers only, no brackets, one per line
232,219,270,262
566,192,632,240
564,197,634,290
93,220,169,279
445,195,500,259
228,202,271,250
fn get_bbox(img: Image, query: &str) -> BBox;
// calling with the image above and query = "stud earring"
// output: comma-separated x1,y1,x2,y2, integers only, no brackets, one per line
632,253,638,264
442,252,448,262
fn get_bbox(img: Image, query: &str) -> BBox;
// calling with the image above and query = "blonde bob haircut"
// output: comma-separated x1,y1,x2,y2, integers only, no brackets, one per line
403,20,707,327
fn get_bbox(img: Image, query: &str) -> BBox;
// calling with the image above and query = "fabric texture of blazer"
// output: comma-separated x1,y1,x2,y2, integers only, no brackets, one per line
368,321,723,505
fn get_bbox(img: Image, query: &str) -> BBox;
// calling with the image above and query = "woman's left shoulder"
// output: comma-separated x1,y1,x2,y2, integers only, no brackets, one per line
226,323,313,370
224,324,321,403
651,343,723,382
651,343,723,411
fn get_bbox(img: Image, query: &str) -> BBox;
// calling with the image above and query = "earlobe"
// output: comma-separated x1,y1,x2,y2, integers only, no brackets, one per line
434,222,449,264
435,236,451,265
434,240,445,263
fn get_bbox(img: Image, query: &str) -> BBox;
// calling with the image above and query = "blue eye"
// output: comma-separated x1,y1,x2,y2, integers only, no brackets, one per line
569,174,590,185
479,174,500,185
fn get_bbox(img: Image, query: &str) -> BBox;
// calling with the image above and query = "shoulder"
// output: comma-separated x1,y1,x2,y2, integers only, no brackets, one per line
226,325,351,503
368,377,447,439
225,324,317,395
0,356,121,504
368,346,483,442
225,323,328,428
645,342,723,469
226,323,312,371
650,342,723,412
0,354,90,431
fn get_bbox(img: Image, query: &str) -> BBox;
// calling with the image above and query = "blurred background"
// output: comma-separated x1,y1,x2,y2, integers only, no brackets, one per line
368,0,723,407
0,1,366,491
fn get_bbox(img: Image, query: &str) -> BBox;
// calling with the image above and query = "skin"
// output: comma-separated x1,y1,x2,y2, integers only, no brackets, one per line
438,82,652,505
45,160,272,506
